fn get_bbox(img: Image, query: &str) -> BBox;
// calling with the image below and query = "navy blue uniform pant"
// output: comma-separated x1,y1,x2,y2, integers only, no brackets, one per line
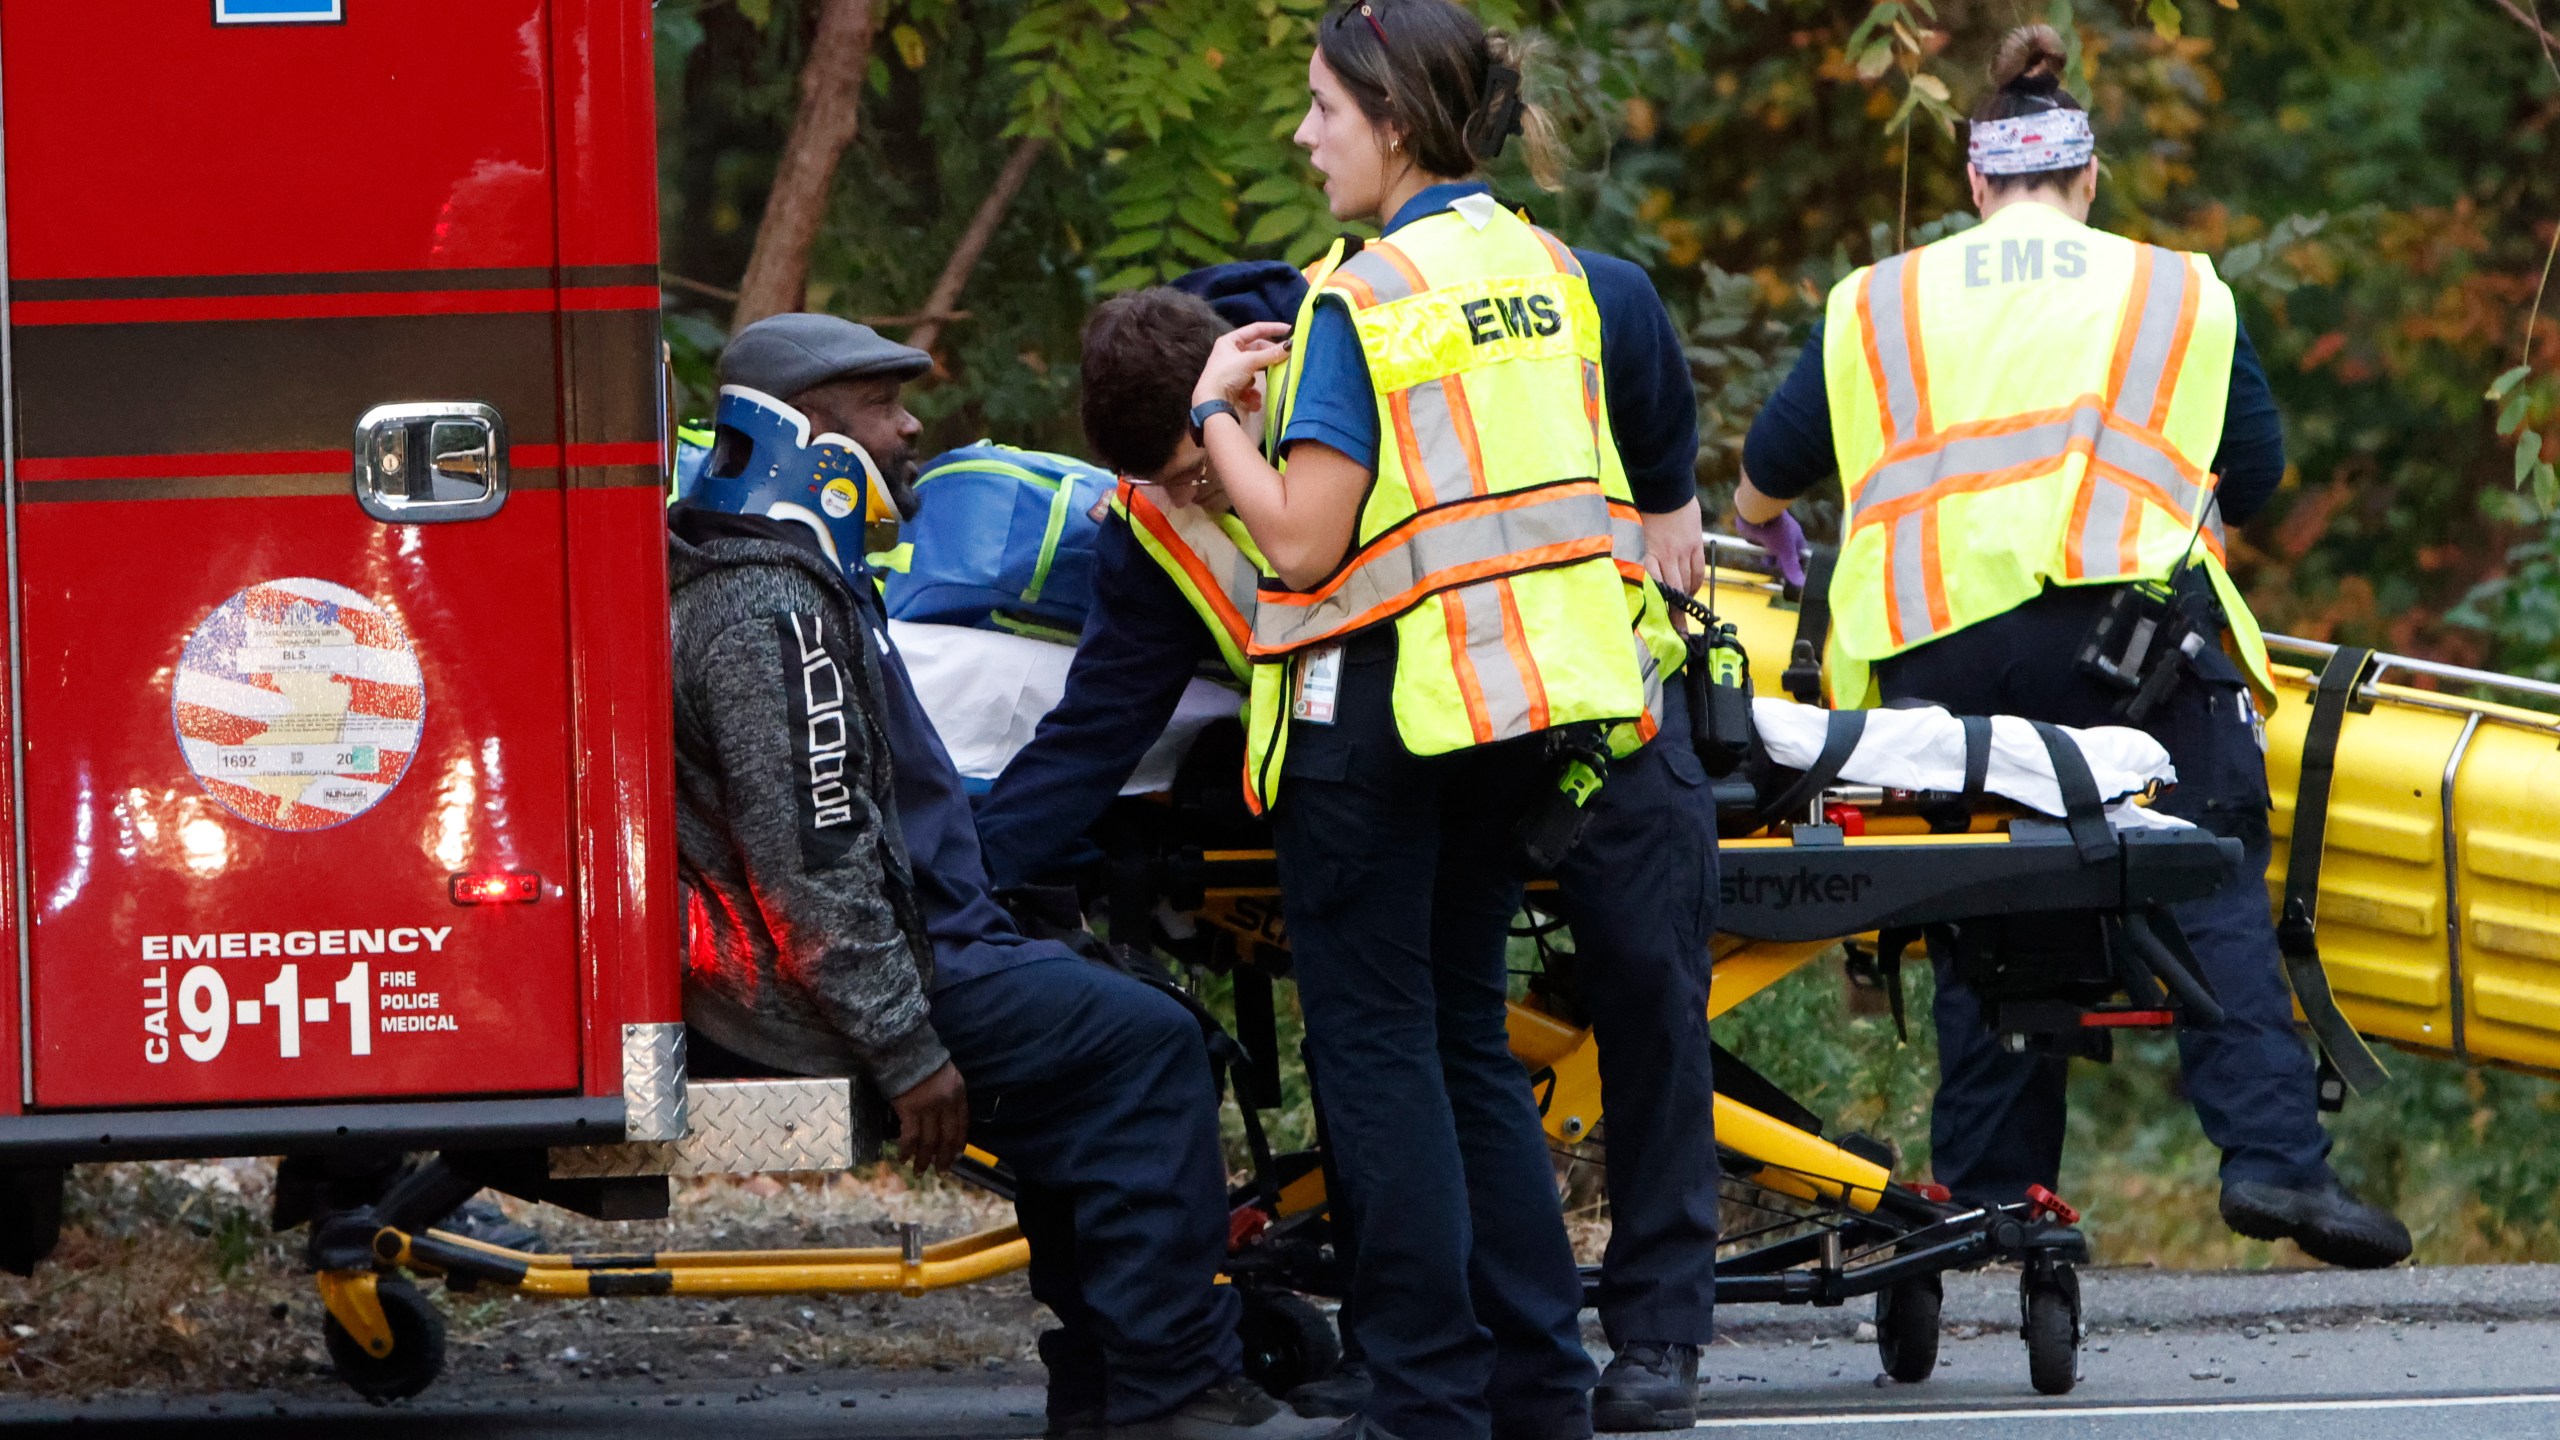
1875,584,2334,1208
1548,677,1721,1349
1273,637,1597,1440
931,954,1243,1426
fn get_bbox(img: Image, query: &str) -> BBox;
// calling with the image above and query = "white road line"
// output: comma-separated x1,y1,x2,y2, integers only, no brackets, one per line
1691,1391,2560,1427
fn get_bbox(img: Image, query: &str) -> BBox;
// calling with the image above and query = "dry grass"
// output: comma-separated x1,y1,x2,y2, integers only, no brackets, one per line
0,1159,1031,1400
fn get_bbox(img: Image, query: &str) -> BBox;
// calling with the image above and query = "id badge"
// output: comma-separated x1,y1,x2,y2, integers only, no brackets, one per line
1292,644,1343,725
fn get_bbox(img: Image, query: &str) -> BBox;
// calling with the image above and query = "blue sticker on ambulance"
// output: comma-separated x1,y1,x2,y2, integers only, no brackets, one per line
215,0,344,25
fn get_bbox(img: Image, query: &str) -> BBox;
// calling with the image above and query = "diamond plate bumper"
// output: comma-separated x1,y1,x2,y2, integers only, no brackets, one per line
550,1077,863,1178
620,1023,690,1143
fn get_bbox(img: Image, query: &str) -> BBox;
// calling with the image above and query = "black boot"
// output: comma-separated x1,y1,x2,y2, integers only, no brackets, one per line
2221,1178,2411,1269
1592,1343,1699,1432
1285,1361,1370,1419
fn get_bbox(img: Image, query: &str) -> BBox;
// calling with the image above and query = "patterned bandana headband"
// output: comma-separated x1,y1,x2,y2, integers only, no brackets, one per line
1968,108,2095,176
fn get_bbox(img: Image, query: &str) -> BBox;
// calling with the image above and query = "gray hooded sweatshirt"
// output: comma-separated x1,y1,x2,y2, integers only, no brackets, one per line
667,509,946,1094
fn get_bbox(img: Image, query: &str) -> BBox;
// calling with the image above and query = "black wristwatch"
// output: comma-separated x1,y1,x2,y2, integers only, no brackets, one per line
1188,398,1240,446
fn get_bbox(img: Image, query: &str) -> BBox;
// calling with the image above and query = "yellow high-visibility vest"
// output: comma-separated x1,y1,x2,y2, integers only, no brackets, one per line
1820,202,2272,707
1243,199,1682,812
1112,478,1262,684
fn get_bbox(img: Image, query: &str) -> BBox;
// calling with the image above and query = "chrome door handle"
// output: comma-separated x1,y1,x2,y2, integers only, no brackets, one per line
353,402,510,522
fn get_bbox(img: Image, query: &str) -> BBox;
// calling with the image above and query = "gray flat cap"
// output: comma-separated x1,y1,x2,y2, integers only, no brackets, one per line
718,312,933,399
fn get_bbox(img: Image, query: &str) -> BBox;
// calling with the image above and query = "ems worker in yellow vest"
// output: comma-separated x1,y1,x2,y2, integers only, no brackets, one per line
1184,3,1715,1435
1733,25,2408,1270
984,270,1721,1429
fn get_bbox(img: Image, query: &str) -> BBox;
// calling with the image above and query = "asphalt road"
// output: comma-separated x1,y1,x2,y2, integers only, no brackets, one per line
5,1266,2556,1439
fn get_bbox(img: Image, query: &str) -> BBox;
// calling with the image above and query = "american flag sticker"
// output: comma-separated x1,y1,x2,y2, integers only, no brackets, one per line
173,579,425,832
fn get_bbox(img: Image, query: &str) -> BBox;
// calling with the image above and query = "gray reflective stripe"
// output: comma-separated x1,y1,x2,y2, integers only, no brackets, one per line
1448,581,1539,739
2113,247,2191,428
1865,253,1920,441
1582,359,1605,454
1850,401,2211,524
1610,508,1646,568
1250,485,1614,653
1632,626,1663,723
1890,510,1933,639
1162,503,1264,628
2074,479,2133,578
1854,407,2104,516
1535,227,1587,279
1334,247,1419,305
1398,377,1478,507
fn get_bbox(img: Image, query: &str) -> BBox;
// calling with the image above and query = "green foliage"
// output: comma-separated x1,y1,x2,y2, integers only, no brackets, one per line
658,0,2560,1255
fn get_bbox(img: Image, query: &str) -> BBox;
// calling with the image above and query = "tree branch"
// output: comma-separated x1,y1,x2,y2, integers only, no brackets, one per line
2491,0,2560,85
906,136,1047,356
731,0,886,331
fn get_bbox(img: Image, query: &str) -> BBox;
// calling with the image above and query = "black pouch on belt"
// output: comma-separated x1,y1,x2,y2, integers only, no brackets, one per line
2075,578,2213,724
1666,587,1754,778
1517,722,1612,872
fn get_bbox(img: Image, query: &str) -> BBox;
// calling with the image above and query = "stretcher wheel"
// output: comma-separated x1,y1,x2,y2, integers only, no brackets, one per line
1237,1289,1340,1398
324,1278,446,1402
2020,1269,2080,1396
1874,1273,1941,1383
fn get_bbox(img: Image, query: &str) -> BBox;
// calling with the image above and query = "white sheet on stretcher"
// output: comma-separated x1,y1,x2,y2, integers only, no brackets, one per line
889,620,1241,793
1750,698,2190,831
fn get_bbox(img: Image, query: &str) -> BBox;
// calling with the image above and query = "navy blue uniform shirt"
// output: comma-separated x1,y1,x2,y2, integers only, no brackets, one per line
1740,313,2286,525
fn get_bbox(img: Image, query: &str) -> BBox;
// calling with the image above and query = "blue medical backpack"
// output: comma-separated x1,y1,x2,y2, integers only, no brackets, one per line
884,442,1113,637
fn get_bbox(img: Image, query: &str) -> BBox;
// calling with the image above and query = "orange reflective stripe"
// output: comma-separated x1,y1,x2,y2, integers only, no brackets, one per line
1492,576,1552,732
1531,226,1580,277
1441,588,1497,744
1249,482,1616,654
2063,473,2098,582
1387,390,1437,510
1919,505,1951,634
1899,248,1934,437
1367,240,1428,297
1329,270,1380,309
1857,267,1898,440
2104,245,2154,412
1252,535,1613,656
1121,482,1254,651
1442,375,1490,498
2151,257,2202,432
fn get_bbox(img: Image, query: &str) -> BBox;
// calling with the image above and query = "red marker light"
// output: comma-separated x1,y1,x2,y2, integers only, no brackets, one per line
450,871,542,905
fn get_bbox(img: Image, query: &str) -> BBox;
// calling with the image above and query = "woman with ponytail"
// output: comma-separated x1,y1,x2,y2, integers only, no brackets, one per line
1184,1,1721,1434
1733,25,2409,1271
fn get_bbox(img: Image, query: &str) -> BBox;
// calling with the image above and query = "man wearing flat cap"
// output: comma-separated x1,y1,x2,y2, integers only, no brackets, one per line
668,313,1323,1440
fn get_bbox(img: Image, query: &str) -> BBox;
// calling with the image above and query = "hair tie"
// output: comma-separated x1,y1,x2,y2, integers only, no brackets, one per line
1466,63,1526,161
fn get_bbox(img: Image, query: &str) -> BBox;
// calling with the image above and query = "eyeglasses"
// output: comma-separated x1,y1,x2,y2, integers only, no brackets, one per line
1332,1,1389,47
1123,451,1213,490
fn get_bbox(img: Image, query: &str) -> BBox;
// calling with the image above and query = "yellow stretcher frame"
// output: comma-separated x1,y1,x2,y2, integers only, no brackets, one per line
318,931,1897,1351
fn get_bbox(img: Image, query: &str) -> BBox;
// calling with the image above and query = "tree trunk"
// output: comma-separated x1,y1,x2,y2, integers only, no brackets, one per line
906,136,1047,356
730,0,885,332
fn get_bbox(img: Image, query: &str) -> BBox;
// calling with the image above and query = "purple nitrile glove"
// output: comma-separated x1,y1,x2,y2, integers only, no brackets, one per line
1734,509,1807,589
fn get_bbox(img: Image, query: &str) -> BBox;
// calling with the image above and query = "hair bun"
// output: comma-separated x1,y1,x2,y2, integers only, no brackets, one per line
1993,23,2068,95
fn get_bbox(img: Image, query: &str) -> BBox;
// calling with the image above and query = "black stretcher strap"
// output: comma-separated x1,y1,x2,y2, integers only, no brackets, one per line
1782,546,1837,705
1959,714,1993,814
1751,707,1868,831
2028,721,2118,863
2276,647,2393,1094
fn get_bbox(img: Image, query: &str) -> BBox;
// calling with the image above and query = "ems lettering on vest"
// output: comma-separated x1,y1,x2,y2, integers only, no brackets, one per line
1961,237,2089,288
1459,290,1564,346
781,612,862,867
